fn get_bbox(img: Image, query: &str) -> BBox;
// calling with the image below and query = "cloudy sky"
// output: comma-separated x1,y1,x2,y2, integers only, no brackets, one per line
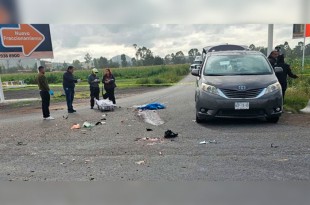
3,0,309,63
49,24,307,63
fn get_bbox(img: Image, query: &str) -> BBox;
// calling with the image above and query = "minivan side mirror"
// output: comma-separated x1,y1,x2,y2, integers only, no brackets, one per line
274,67,283,73
191,68,200,76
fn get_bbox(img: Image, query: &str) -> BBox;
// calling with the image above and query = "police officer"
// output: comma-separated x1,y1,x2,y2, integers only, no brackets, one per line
88,68,100,109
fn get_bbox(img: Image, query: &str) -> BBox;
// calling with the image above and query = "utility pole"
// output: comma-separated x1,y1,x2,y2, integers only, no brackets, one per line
0,75,4,103
267,24,274,57
302,24,306,71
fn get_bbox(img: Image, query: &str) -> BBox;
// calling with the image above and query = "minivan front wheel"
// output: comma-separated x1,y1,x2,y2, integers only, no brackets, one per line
266,116,279,123
196,114,204,123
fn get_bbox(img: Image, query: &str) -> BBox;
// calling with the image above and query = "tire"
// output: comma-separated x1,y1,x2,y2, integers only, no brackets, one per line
266,116,279,123
196,114,204,123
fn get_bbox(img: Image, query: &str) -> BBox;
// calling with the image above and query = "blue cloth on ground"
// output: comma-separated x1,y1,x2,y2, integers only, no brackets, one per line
138,102,165,110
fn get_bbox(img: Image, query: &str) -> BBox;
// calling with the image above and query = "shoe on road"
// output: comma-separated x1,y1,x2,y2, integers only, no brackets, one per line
44,116,55,120
68,109,77,113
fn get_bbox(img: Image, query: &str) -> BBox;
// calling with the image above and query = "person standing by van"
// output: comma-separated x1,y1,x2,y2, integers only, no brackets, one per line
37,66,54,120
88,68,100,109
102,68,116,104
275,54,298,100
268,50,279,67
63,66,80,113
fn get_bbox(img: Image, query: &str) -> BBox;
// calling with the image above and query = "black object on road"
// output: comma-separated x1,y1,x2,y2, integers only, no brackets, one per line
146,128,153,131
164,130,178,138
271,143,279,148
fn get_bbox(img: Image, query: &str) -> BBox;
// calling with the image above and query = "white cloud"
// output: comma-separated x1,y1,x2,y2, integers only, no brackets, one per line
48,24,308,63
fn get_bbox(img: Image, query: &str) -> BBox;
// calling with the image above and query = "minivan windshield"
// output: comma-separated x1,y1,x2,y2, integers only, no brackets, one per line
203,54,273,76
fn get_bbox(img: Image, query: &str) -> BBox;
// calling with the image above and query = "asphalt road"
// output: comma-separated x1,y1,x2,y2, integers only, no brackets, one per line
0,75,309,181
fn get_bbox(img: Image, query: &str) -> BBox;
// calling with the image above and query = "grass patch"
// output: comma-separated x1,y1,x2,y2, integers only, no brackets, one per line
1,64,190,85
284,87,309,113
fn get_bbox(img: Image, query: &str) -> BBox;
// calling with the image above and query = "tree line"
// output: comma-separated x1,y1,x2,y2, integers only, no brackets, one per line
1,41,310,74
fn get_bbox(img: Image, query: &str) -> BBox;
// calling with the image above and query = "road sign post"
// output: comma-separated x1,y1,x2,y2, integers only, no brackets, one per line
0,24,53,102
0,75,4,103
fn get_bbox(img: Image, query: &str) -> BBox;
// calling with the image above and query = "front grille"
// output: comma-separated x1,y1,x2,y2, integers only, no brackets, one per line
217,109,265,117
220,88,264,99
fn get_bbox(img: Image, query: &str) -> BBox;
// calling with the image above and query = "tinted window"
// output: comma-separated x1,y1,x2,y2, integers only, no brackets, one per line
203,54,273,76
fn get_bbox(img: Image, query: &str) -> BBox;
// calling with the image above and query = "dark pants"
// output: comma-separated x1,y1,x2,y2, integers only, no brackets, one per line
90,87,100,108
40,90,50,118
64,87,75,111
282,86,287,101
103,88,116,104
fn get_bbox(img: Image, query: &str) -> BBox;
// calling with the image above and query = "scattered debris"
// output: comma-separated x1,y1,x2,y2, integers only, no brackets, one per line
135,160,145,165
271,143,279,148
83,122,94,128
63,115,68,119
102,114,107,117
16,142,26,146
209,140,217,144
164,130,178,138
159,152,162,155
135,137,161,142
101,118,107,121
85,159,91,163
71,124,81,129
146,128,153,131
90,177,95,181
95,121,106,125
277,158,288,162
137,110,164,126
199,140,218,144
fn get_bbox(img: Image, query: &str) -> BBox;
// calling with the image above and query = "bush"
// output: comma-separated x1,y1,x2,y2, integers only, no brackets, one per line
284,87,309,112
136,78,150,85
152,78,164,84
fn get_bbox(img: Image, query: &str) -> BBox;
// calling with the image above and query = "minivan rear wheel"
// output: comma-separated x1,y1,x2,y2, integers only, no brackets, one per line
266,116,279,123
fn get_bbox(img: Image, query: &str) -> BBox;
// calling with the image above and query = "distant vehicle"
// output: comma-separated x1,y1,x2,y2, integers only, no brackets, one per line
191,44,283,123
189,55,202,71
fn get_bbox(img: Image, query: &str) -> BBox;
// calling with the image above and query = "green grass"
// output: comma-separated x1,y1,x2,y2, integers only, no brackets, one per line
1,64,190,85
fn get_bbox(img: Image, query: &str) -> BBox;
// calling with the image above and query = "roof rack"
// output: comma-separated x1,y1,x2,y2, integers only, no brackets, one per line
202,44,249,54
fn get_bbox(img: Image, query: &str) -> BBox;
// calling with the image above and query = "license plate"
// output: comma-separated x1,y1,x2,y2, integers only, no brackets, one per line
235,102,249,110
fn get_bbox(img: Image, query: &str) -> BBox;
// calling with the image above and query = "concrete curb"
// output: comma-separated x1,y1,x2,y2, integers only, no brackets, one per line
1,98,40,104
300,99,310,113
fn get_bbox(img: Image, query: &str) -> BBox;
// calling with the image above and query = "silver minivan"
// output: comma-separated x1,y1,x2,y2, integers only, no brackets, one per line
192,46,283,123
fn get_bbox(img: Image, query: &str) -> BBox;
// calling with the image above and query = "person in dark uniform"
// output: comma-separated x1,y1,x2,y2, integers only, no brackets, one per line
102,68,116,104
37,66,54,120
268,50,279,68
88,68,100,109
63,66,80,113
275,54,298,100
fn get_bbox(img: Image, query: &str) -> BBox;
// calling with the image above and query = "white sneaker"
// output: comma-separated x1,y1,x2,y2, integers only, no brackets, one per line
44,116,55,120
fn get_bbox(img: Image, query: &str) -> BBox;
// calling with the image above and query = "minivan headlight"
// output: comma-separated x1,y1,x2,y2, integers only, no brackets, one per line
201,83,219,95
265,82,282,94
